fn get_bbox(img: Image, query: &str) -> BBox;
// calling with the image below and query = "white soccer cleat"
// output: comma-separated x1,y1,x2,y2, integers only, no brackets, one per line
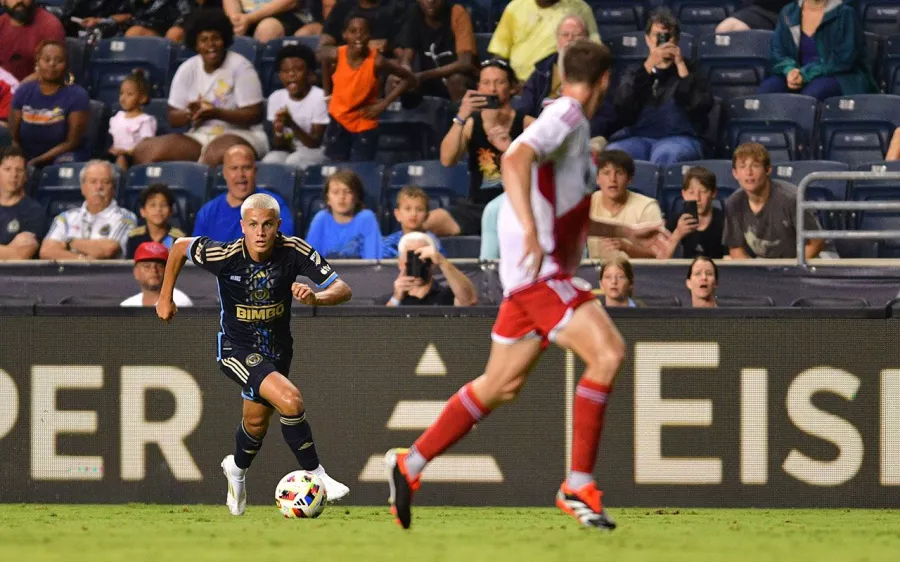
221,455,247,516
317,472,350,502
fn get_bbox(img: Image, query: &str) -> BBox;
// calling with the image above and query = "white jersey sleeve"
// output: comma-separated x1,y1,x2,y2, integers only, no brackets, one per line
510,97,583,161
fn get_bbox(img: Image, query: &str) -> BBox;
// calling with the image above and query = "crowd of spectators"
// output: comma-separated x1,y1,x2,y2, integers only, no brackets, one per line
0,0,893,308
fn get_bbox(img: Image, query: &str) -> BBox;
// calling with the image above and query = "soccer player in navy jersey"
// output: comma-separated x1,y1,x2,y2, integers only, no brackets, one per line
156,192,353,515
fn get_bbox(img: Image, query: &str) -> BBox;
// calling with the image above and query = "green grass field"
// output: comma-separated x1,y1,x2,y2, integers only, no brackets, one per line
1,505,898,562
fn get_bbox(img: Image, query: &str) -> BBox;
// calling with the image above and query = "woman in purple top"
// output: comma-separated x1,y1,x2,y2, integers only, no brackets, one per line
8,40,90,167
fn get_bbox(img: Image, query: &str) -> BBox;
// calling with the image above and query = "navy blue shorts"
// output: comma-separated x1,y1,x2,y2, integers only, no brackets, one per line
217,337,291,408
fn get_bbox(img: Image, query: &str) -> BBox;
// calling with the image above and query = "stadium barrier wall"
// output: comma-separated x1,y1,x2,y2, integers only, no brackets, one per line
2,309,900,508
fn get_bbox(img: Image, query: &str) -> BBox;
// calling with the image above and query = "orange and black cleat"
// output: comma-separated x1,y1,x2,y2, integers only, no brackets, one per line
385,448,421,529
556,481,617,531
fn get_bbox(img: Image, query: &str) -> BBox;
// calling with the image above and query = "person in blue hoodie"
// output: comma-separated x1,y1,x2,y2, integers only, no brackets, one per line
605,8,714,165
759,0,876,100
305,169,381,259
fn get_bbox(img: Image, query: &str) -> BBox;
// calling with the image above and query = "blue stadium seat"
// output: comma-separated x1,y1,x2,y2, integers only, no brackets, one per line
662,159,738,216
879,33,900,93
89,37,174,107
439,236,482,259
666,0,737,38
592,1,648,39
722,94,819,161
696,30,772,100
297,163,384,234
851,161,900,204
124,163,211,232
856,0,900,37
259,37,321,96
84,99,109,159
176,35,261,68
817,95,900,167
631,160,661,199
604,31,695,88
859,212,900,257
476,32,492,63
65,37,89,86
864,31,881,75
376,97,451,165
211,163,299,214
772,160,849,228
36,162,122,219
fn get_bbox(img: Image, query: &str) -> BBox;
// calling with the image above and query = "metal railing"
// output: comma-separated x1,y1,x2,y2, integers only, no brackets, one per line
797,171,900,267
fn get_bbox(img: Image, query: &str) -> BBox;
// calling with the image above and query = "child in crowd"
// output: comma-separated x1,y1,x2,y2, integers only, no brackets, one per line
382,185,442,258
305,170,382,259
126,183,185,258
109,70,157,170
317,15,416,161
262,44,329,170
663,166,726,259
597,257,637,308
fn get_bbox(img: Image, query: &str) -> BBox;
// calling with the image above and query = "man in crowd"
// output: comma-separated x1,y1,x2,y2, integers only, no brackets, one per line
0,0,66,82
587,150,663,260
0,146,44,259
386,232,477,306
39,160,136,260
488,0,599,82
724,142,825,259
121,241,194,307
607,8,713,165
193,144,295,240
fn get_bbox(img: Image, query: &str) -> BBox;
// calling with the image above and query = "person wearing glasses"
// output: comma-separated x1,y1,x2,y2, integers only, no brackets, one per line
432,58,535,237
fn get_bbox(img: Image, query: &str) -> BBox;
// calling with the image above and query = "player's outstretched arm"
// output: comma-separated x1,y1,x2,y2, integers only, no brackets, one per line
292,278,352,306
589,220,671,259
501,142,542,279
157,237,194,322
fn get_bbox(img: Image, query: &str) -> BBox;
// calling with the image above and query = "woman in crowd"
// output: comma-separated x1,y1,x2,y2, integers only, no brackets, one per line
8,40,89,167
598,257,638,308
686,256,718,308
433,59,533,236
133,8,268,166
759,0,875,100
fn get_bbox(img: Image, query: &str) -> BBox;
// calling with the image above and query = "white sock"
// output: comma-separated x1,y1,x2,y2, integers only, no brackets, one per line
227,458,246,479
566,471,593,490
404,447,427,478
310,465,327,478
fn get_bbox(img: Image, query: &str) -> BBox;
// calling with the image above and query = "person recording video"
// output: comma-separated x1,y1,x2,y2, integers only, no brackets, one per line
662,166,725,259
386,232,478,306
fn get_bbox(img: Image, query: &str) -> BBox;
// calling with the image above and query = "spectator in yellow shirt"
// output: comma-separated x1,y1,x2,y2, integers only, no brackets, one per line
487,0,599,82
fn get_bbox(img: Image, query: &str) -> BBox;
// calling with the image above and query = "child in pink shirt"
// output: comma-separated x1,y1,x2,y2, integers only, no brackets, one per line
108,69,157,169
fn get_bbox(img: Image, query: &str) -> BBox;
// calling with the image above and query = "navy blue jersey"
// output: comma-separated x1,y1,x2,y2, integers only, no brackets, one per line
188,234,338,360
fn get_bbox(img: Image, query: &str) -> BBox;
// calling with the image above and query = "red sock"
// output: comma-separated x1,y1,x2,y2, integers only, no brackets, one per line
571,378,611,474
413,383,489,461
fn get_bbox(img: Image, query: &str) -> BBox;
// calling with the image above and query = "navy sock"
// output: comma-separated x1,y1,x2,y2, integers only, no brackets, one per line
234,421,264,470
280,412,320,471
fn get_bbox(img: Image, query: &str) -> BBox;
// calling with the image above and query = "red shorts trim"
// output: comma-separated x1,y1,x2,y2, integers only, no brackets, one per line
491,276,596,348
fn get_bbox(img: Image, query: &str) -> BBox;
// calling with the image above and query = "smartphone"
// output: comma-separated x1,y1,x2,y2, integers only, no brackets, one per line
683,200,699,221
405,250,432,282
479,95,500,109
657,32,671,46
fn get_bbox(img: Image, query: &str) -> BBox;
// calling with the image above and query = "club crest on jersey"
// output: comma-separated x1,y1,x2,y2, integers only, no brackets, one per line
251,288,270,301
6,219,19,234
99,224,111,236
246,353,263,367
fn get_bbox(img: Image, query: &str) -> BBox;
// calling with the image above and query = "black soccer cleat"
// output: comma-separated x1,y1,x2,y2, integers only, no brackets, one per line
385,448,421,530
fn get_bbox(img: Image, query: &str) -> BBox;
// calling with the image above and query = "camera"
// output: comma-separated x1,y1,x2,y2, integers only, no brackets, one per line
478,95,501,110
657,32,671,46
683,200,699,221
405,250,432,282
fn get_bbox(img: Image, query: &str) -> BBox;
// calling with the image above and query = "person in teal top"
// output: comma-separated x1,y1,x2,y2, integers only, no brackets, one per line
305,169,382,259
479,193,505,260
759,0,876,100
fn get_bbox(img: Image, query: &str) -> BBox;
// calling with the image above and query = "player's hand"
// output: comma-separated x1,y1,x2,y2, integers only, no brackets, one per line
458,90,487,121
624,221,671,259
674,213,699,237
156,298,177,322
393,275,416,299
292,282,318,305
520,230,544,280
414,244,442,266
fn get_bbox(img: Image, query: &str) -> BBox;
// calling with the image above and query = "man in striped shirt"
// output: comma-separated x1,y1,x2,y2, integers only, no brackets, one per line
39,160,136,260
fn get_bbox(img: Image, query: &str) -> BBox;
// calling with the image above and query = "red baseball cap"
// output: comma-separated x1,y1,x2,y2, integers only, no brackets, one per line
134,241,169,263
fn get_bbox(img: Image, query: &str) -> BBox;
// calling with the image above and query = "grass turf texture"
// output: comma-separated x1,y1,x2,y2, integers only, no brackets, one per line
1,505,898,562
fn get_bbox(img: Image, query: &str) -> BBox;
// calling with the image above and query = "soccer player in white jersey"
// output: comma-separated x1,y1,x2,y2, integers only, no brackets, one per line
386,40,669,531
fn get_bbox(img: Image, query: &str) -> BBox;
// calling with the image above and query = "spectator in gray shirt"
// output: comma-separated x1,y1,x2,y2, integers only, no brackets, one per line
723,143,825,259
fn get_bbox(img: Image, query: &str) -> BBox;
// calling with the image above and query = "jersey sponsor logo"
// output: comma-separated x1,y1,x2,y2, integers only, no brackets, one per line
7,219,19,234
320,265,331,275
235,302,286,322
230,275,241,281
245,353,263,367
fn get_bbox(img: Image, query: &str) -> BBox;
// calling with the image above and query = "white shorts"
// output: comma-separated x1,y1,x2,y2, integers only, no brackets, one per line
186,128,270,159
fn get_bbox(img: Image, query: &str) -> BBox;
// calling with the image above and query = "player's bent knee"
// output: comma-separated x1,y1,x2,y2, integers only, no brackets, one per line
243,416,269,438
276,388,304,416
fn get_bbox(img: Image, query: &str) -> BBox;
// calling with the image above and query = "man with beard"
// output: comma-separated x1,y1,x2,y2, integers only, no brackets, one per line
0,0,65,82
121,241,194,307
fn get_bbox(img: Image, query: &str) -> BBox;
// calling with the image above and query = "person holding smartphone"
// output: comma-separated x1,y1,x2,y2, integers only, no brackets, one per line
432,59,535,237
386,232,478,306
663,166,726,259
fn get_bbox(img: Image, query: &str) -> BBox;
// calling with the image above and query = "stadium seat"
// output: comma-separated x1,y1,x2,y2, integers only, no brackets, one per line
84,100,109,159
716,295,775,307
851,162,900,238
817,95,900,167
666,0,737,38
376,97,451,165
259,37,321,96
637,295,682,307
631,160,661,199
661,159,739,216
604,31,695,87
772,160,849,228
297,162,384,234
864,31,881,75
880,33,900,93
696,30,773,100
790,296,870,308
592,1,648,39
89,37,174,107
176,35,261,68
124,163,211,232
211,163,299,214
475,32,492,63
722,94,819,161
65,37,89,86
859,211,900,257
439,236,482,258
856,0,900,37
36,162,122,219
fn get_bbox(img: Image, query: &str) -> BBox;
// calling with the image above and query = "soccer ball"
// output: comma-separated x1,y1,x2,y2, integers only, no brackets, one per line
275,470,327,519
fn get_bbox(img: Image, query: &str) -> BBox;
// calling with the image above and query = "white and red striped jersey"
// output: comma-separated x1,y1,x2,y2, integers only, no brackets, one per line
497,96,595,295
